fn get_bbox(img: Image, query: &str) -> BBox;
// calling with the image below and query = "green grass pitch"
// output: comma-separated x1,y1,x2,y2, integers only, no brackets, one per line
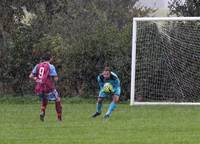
0,103,200,144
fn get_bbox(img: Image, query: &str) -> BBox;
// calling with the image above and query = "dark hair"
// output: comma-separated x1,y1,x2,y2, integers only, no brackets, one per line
41,53,51,61
103,66,111,72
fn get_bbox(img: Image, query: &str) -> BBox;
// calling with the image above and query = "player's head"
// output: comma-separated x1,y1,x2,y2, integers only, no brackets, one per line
41,53,52,62
102,66,111,79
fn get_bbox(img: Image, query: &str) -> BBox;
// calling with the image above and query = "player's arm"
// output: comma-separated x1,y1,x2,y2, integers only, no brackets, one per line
29,65,37,81
111,72,120,88
114,79,120,88
53,76,58,82
29,73,37,80
50,64,58,82
97,75,104,89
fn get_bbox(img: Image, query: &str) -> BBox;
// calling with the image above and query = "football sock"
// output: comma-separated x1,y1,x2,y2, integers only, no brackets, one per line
41,98,48,114
106,101,117,115
96,102,103,113
55,101,62,120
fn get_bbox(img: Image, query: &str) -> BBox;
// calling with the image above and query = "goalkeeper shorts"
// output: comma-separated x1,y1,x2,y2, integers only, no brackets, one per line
99,87,121,97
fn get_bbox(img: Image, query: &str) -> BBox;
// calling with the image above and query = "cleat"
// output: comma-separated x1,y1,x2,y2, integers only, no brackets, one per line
92,112,101,118
40,112,45,122
103,114,110,119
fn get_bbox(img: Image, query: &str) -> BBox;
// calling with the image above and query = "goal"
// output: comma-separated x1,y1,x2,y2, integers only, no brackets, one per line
131,17,200,105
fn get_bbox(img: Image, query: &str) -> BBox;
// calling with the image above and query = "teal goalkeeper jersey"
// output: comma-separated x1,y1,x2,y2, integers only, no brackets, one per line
97,72,121,91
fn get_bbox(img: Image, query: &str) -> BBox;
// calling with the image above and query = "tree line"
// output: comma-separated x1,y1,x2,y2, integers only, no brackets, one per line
0,0,153,99
0,0,198,100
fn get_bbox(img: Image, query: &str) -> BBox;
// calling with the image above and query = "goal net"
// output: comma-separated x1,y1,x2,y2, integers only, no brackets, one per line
131,17,200,105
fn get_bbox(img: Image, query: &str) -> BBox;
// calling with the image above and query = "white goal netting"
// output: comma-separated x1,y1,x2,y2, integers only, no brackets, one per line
131,17,200,105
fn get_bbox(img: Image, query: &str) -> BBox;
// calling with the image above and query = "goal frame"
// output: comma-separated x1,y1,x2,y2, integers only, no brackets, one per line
131,17,200,106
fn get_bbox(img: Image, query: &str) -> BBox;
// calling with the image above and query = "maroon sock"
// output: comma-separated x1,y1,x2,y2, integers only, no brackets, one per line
41,98,48,114
55,101,62,120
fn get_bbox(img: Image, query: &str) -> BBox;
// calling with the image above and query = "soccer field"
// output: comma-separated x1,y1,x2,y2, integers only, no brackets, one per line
1,103,200,144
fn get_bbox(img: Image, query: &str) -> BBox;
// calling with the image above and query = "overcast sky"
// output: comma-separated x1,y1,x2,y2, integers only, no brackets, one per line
138,0,185,8
138,0,168,8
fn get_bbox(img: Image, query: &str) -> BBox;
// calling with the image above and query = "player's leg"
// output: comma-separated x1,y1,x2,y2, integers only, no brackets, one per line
104,95,119,118
46,89,62,121
92,89,107,117
55,96,62,121
40,94,48,121
49,89,62,121
92,97,104,118
104,88,121,119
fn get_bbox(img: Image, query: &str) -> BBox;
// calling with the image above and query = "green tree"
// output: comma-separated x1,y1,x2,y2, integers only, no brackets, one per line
168,0,200,16
0,0,155,99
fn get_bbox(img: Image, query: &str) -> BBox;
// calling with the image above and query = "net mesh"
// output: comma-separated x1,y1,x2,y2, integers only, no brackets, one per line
134,20,200,102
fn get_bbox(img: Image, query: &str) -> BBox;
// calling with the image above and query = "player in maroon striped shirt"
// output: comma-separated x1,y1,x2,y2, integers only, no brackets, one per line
29,54,62,121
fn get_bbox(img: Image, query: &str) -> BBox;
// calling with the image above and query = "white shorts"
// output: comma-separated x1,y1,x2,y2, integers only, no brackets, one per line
46,89,59,101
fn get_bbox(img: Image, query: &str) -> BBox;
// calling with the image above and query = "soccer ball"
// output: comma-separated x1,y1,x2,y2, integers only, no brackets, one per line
103,83,113,93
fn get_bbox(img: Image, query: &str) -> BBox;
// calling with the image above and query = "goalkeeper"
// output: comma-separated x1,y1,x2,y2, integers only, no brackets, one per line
92,66,121,119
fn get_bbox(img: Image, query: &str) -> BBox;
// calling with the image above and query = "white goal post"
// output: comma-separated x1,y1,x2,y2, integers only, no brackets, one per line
131,17,200,105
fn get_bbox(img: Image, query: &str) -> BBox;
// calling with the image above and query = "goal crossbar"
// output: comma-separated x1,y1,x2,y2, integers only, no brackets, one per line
133,17,200,21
